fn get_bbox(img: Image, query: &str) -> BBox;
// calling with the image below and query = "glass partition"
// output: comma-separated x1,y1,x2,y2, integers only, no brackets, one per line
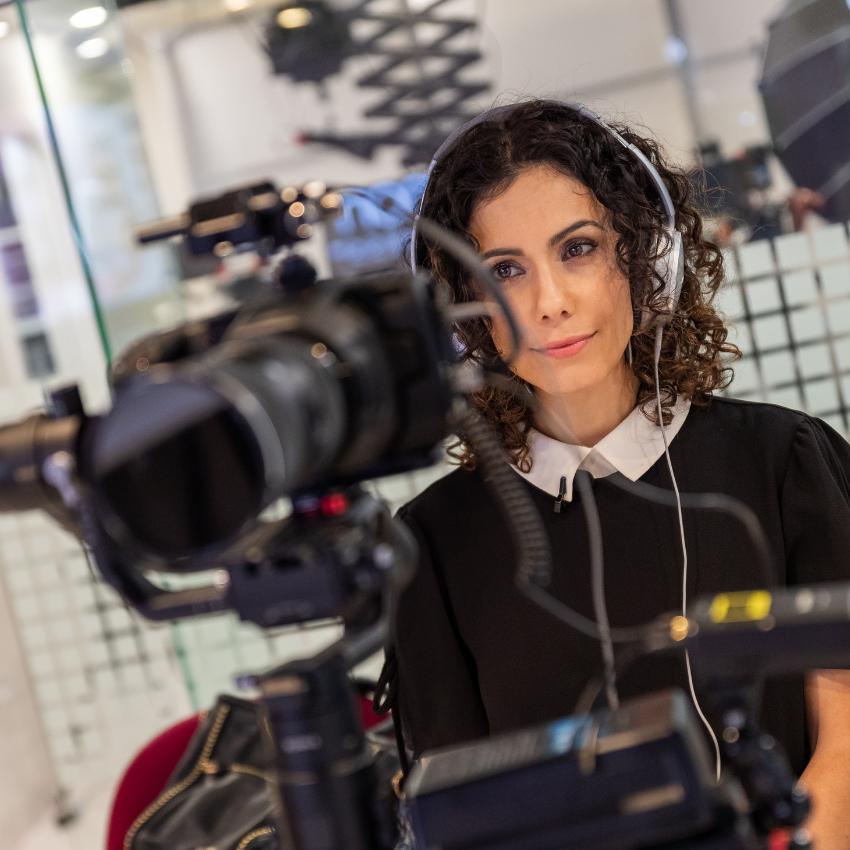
1,0,194,834
14,0,186,358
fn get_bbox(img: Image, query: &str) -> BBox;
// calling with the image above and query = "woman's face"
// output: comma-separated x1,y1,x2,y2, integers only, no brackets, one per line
468,165,634,399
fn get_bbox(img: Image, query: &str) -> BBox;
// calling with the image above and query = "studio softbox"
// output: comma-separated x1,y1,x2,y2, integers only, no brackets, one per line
759,0,850,221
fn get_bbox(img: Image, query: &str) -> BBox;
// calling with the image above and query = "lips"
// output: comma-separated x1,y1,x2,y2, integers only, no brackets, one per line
536,332,596,358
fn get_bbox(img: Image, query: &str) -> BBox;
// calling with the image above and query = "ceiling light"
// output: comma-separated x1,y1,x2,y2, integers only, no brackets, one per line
76,37,109,59
224,0,253,11
277,6,313,29
69,6,108,29
0,21,10,39
663,36,687,65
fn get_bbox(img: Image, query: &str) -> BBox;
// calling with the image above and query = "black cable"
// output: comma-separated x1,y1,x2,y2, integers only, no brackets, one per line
455,405,648,644
574,470,619,710
454,404,550,584
573,642,646,718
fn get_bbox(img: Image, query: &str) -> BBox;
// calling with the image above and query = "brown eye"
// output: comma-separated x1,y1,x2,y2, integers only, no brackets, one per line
562,239,597,260
491,261,522,280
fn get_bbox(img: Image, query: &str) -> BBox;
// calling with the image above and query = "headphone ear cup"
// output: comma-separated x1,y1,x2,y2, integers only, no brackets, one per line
664,230,685,314
639,228,684,331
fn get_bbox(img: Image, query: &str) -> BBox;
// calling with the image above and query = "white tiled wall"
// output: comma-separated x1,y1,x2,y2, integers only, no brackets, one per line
717,223,850,435
0,512,192,832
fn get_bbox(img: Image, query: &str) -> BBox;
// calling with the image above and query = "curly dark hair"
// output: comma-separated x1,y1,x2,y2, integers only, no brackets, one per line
413,99,740,471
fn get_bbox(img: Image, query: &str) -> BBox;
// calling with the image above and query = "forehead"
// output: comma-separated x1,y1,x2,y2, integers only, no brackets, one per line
469,165,603,248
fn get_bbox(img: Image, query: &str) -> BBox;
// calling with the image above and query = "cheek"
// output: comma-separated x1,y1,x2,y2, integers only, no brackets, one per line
602,274,634,338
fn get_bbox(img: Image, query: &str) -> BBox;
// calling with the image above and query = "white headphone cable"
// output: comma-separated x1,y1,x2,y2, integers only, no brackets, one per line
653,326,722,783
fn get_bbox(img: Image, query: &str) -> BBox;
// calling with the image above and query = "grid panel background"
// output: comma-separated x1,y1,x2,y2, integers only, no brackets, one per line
0,513,190,801
2,223,850,812
717,222,850,433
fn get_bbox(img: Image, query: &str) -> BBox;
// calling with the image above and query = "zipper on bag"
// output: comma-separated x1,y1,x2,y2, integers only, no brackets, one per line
123,704,231,850
235,826,275,850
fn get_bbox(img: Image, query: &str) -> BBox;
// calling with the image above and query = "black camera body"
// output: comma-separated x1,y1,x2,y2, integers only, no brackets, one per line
81,269,456,568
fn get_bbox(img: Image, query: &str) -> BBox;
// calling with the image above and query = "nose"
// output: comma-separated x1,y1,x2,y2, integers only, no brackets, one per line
535,264,573,322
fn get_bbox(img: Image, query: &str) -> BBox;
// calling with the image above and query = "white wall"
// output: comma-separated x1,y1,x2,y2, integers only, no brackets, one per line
123,6,421,211
484,0,694,153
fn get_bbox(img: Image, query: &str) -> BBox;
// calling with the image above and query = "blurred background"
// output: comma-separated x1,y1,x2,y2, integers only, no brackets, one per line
0,0,849,846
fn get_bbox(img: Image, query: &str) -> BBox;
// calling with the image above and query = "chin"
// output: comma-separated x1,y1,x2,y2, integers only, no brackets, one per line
528,369,604,398
527,354,624,396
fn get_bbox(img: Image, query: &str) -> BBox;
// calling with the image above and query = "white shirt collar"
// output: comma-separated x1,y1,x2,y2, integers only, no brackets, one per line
512,396,691,500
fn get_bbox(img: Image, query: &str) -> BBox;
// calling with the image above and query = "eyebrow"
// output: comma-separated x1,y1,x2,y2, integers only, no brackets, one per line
479,219,604,259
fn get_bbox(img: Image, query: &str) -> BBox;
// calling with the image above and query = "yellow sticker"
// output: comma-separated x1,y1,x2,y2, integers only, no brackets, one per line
709,590,772,623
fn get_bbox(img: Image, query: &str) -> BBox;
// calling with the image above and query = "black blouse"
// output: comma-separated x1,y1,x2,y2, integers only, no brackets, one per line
389,397,850,776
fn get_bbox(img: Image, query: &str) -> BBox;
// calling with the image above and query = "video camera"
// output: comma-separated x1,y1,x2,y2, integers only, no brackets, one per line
0,181,833,849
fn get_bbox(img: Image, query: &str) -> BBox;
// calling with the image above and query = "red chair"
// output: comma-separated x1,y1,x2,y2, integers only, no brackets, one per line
106,714,202,850
106,693,386,850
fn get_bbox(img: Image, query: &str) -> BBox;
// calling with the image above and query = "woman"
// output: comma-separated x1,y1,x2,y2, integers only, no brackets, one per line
383,99,850,846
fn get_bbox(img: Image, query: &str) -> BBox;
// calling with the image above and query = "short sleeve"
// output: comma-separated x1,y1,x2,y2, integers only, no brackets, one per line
389,506,489,757
781,416,850,586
